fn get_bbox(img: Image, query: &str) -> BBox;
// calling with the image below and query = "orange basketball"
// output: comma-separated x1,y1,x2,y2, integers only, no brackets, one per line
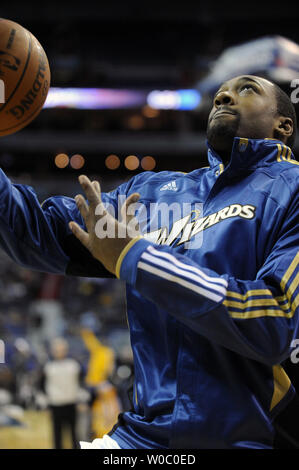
0,18,50,136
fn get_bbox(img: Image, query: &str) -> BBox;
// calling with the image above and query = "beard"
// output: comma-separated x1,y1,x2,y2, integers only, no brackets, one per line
206,112,241,154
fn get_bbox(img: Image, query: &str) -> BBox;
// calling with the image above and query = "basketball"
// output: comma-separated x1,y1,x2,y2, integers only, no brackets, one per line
0,18,50,137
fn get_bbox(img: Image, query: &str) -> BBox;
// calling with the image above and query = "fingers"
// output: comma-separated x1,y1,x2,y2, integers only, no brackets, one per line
120,192,140,222
78,175,101,208
75,194,89,220
69,221,90,248
76,176,105,223
92,180,101,196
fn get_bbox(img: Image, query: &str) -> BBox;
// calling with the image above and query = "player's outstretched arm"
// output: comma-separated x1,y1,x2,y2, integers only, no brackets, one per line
0,168,69,273
118,224,299,366
0,168,125,277
71,174,299,366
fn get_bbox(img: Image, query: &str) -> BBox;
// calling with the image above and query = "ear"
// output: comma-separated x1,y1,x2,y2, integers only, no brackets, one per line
273,116,293,143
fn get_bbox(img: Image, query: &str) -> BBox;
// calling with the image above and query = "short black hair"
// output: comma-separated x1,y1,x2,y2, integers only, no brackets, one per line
274,83,297,149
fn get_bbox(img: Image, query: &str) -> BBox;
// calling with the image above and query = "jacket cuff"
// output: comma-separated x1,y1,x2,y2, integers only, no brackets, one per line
115,236,154,285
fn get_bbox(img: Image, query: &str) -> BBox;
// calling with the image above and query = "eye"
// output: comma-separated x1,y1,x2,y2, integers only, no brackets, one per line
240,83,257,93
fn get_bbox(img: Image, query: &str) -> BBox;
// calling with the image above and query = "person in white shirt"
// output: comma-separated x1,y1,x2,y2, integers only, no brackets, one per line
43,337,81,449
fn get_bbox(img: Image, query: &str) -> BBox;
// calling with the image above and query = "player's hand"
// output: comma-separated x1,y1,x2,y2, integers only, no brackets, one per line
69,175,140,275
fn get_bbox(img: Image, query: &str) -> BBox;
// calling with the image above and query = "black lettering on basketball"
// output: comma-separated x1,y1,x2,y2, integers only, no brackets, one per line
0,33,31,112
20,90,37,110
6,28,16,50
0,49,20,72
42,80,48,96
8,105,24,119
32,78,42,93
6,54,48,117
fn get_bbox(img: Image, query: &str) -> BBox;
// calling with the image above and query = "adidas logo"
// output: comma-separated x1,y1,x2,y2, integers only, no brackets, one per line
160,181,178,191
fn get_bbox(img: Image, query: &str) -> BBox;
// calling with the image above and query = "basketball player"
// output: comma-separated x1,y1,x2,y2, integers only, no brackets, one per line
0,75,299,449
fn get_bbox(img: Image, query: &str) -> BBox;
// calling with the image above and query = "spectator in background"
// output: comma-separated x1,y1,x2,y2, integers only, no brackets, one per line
81,328,115,389
80,328,121,439
12,338,40,408
42,337,82,449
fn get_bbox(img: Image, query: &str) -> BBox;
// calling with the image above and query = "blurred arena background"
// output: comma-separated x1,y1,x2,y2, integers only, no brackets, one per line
0,1,299,448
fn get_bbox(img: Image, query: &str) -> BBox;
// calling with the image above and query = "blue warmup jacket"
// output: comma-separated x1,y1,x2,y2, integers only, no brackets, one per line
0,137,299,449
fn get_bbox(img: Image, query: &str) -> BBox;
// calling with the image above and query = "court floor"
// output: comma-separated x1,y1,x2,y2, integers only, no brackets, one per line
0,410,73,449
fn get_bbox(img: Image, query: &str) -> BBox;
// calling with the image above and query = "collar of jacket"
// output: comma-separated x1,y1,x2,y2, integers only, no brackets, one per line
206,137,294,176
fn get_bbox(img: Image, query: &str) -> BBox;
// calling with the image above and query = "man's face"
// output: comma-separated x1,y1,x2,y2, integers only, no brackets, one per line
207,75,278,154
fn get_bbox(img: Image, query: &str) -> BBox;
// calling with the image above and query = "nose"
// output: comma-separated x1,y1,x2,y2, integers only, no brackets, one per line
214,91,235,107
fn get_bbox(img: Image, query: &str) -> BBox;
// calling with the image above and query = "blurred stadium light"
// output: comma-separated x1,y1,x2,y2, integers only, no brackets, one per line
43,88,147,109
44,88,201,110
147,89,201,110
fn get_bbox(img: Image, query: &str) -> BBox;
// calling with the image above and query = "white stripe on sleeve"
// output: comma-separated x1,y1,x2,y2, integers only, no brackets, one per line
141,251,227,296
137,261,224,302
147,245,227,287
